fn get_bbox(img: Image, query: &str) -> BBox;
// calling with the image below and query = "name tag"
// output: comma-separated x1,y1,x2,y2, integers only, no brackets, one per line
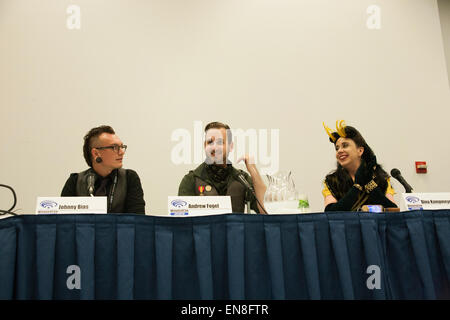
402,193,450,211
36,197,107,214
168,196,232,216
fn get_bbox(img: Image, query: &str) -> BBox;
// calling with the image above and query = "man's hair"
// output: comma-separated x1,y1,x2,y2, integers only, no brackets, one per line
204,121,232,144
83,125,115,167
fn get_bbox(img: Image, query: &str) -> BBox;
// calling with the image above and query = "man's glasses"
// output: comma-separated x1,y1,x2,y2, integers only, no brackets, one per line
95,145,128,153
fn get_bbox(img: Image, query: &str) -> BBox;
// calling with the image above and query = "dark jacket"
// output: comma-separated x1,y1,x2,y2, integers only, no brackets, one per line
178,163,259,213
61,168,145,214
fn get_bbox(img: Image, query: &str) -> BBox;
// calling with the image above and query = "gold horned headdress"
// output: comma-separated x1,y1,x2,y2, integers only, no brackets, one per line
323,120,347,143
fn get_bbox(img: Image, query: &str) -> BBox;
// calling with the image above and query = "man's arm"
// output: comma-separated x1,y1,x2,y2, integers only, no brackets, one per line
61,173,78,196
178,173,197,196
125,170,146,214
239,155,267,214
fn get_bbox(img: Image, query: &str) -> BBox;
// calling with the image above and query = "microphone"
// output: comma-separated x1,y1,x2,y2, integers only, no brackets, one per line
234,171,268,214
390,168,413,193
236,172,254,192
87,173,95,196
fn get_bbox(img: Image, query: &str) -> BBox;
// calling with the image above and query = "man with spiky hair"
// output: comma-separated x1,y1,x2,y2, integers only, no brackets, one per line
61,125,146,214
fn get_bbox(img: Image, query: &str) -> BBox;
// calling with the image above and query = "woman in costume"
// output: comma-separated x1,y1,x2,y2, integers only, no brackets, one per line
322,121,397,211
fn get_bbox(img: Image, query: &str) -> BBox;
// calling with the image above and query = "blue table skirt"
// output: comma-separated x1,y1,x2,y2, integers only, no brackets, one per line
0,210,449,299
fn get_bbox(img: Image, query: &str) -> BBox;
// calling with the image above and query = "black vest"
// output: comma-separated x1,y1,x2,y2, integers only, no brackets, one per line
76,168,127,213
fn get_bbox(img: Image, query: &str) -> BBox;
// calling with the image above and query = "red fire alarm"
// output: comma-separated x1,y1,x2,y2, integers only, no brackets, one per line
415,161,427,174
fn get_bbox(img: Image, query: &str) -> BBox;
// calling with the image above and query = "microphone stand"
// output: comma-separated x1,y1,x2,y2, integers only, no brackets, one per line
391,169,413,193
235,174,268,215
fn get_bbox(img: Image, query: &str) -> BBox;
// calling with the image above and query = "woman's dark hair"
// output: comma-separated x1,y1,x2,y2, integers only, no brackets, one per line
83,125,115,167
325,126,389,199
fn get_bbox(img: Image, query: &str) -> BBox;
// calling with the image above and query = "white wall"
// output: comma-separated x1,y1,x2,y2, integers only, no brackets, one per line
1,0,449,215
438,0,450,86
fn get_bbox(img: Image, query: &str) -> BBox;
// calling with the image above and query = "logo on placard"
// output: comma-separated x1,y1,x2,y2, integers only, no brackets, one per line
170,199,189,215
405,196,420,204
40,200,58,209
171,199,187,208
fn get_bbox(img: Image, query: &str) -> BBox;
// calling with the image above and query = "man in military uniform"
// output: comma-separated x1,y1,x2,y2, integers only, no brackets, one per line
61,125,146,214
178,121,267,214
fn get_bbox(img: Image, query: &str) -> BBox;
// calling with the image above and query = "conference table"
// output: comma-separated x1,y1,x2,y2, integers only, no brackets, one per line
0,210,449,300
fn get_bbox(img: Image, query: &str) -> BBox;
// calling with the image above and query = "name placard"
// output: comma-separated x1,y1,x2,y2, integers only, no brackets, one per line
402,193,450,211
36,197,107,214
168,196,232,216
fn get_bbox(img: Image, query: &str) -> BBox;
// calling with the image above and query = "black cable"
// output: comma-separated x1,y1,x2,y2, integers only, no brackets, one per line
253,191,268,215
0,184,18,216
245,185,269,215
0,210,17,216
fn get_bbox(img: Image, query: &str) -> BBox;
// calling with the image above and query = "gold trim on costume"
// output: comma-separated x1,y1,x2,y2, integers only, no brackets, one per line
351,192,370,211
365,180,378,193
